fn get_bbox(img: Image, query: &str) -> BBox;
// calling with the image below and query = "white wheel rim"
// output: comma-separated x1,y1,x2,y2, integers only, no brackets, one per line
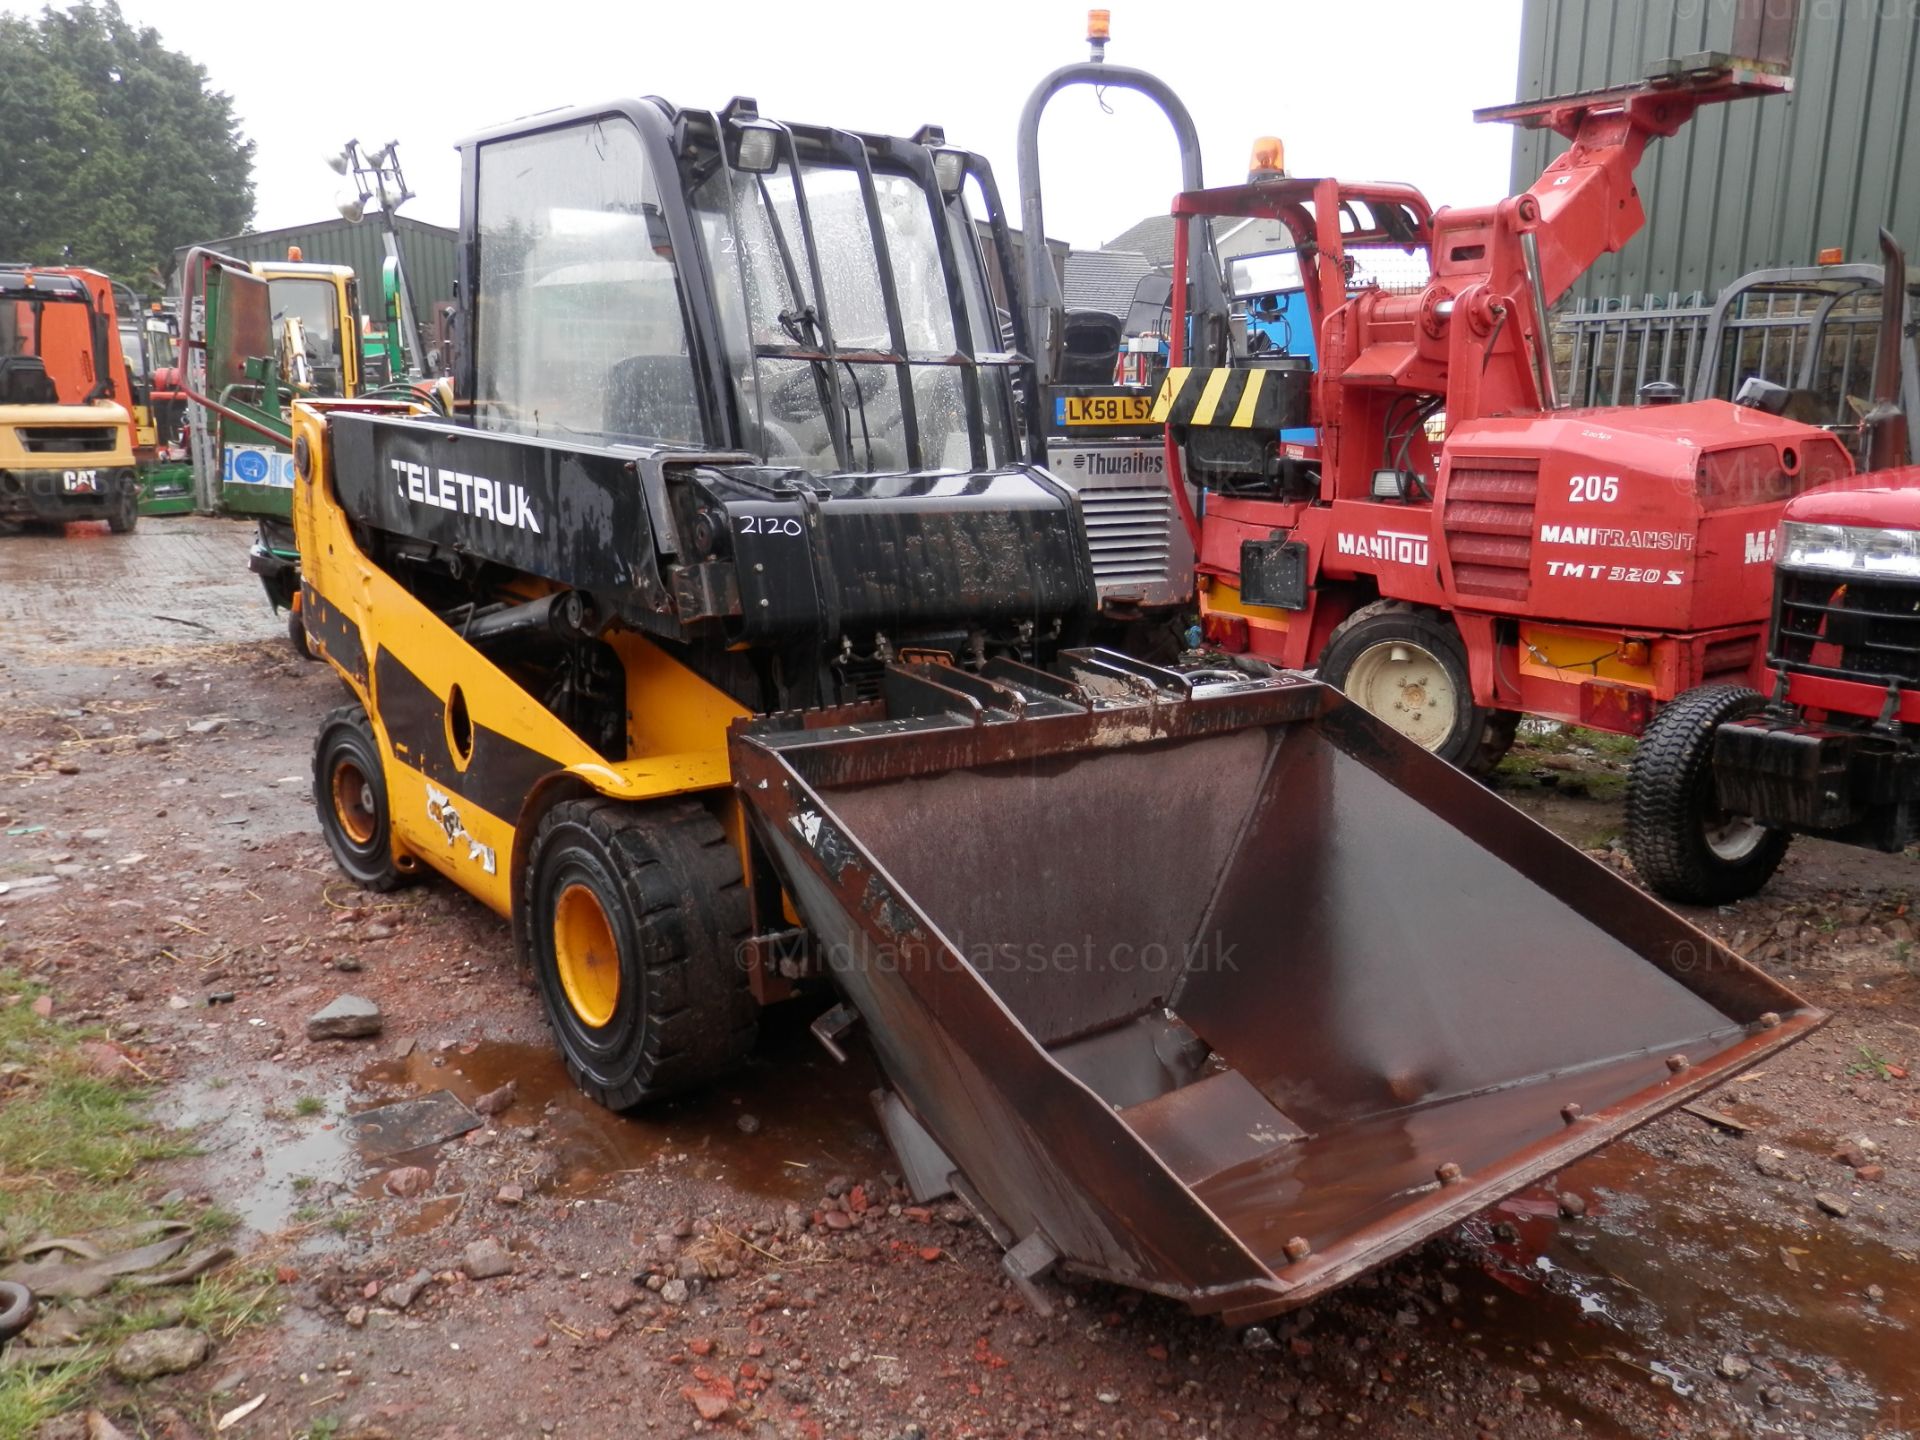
1341,639,1459,751
1703,811,1766,862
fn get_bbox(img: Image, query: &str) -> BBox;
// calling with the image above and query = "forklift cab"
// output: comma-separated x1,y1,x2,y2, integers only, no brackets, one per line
116,306,184,447
1159,180,1431,502
252,263,361,400
462,100,1027,482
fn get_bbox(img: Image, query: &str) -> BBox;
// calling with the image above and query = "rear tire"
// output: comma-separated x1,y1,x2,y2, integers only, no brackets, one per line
1626,684,1791,905
1317,602,1503,774
523,798,757,1109
288,604,316,660
313,705,406,892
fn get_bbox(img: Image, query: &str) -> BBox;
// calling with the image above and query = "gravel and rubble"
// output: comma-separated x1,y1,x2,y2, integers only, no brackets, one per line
4,520,1919,1438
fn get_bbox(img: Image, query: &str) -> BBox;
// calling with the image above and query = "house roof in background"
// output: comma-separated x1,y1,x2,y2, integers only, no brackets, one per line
1063,249,1156,317
1100,214,1302,267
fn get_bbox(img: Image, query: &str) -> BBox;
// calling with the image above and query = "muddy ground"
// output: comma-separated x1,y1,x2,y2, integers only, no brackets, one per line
2,516,1917,1440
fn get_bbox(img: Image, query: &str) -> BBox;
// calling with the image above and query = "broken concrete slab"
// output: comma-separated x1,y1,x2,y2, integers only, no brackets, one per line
306,995,383,1041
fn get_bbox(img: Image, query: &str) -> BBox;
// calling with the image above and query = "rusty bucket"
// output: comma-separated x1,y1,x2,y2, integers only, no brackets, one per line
731,652,1821,1324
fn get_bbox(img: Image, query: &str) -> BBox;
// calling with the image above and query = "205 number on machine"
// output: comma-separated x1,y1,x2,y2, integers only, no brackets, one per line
1568,474,1620,504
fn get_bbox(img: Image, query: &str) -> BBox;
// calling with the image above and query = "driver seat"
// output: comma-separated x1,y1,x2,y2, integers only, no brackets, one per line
0,357,58,406
605,354,703,446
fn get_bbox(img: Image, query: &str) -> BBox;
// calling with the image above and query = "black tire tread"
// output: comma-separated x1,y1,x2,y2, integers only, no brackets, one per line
525,796,756,1108
1626,684,1791,905
107,480,137,535
313,703,406,893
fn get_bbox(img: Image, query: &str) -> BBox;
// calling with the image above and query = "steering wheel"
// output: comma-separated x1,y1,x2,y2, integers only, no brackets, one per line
764,364,819,423
765,362,889,424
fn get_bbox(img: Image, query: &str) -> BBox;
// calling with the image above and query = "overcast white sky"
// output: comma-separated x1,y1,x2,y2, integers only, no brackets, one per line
26,0,1526,249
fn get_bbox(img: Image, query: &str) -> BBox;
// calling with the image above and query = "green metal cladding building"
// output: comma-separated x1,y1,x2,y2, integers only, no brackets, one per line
1511,0,1920,305
171,214,457,335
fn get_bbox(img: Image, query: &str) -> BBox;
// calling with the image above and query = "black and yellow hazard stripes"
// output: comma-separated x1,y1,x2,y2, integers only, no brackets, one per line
1151,366,1304,430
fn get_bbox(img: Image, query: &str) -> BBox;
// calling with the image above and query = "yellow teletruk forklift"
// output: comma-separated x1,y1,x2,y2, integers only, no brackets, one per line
293,95,1821,1325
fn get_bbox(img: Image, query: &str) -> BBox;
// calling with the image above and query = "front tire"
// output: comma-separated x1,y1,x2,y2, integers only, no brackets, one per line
1626,685,1791,904
524,798,757,1109
313,705,406,891
107,479,138,534
1317,602,1504,775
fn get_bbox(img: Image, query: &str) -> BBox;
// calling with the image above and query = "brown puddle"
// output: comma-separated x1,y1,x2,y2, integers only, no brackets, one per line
161,1079,359,1238
165,1011,887,1242
353,1010,886,1203
1451,1143,1915,1435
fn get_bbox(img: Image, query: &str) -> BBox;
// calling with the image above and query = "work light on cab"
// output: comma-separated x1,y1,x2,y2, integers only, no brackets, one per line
721,95,780,173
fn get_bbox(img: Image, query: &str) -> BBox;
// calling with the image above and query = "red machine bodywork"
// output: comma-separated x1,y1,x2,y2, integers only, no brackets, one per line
1167,60,1858,736
1772,476,1920,722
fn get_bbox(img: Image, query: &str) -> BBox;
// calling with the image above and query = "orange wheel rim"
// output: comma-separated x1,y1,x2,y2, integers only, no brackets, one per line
554,883,620,1029
331,758,378,846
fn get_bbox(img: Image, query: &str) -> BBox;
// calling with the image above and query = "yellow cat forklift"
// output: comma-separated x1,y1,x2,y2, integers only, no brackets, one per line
291,96,1819,1324
0,265,139,533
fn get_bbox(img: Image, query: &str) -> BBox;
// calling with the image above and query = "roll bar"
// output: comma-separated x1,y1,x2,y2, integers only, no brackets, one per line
1015,56,1231,389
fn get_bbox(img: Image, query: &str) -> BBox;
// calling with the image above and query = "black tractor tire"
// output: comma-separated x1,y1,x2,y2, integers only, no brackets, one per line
523,797,757,1109
313,704,407,892
1317,602,1504,775
1626,684,1791,905
107,480,138,534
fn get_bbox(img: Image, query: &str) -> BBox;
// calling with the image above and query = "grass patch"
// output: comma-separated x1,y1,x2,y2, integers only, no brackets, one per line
0,972,277,1431
0,1357,106,1438
1492,756,1628,802
292,1095,326,1118
1517,722,1639,759
0,985,189,1241
1575,770,1628,801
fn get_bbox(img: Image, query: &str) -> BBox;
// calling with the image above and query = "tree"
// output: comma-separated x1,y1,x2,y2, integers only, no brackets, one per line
0,1,253,287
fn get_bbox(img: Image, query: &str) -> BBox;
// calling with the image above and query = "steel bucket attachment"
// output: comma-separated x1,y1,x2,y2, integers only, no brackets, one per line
730,653,1822,1325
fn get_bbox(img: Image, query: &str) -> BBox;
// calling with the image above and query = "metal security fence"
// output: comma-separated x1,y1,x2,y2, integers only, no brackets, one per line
1556,267,1919,451
1689,267,1915,429
1554,292,1712,409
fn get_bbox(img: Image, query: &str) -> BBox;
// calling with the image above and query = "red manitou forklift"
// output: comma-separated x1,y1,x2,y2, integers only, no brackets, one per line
1154,4,1863,806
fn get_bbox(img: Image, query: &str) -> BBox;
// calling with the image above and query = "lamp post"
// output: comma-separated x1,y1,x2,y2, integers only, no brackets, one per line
327,140,423,381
